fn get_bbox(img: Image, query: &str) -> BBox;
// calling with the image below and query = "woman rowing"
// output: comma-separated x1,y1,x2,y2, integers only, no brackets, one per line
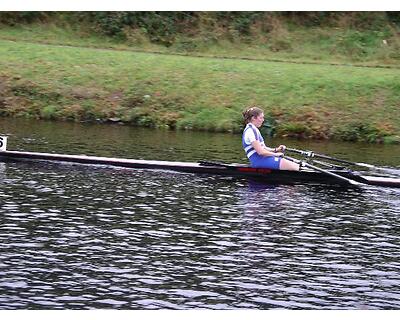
242,106,299,171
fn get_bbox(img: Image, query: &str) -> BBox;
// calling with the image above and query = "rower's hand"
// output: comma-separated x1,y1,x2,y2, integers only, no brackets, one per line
275,152,284,157
276,145,286,153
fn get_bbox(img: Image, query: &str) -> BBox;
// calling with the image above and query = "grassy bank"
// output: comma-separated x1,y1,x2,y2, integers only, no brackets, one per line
1,22,400,68
1,38,400,143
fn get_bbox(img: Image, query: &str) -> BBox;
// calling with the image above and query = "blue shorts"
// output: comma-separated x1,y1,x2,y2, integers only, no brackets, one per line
249,154,281,169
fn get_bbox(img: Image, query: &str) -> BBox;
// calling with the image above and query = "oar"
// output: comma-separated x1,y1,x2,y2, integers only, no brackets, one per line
310,159,345,170
287,147,392,172
284,155,364,186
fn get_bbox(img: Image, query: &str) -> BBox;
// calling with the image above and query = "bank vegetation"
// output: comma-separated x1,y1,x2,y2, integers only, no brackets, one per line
0,12,399,143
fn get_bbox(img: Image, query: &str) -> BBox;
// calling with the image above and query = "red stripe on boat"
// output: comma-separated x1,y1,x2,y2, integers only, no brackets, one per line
237,167,272,174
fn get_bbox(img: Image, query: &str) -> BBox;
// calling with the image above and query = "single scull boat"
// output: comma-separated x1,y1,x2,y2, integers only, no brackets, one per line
0,149,399,188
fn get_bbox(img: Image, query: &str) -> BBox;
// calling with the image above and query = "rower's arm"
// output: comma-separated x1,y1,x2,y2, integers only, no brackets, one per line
251,140,280,157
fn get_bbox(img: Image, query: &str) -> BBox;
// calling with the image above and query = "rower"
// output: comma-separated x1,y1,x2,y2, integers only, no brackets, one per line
242,106,299,171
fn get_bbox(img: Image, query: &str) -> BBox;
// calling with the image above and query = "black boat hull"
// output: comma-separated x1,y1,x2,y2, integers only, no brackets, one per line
0,150,399,188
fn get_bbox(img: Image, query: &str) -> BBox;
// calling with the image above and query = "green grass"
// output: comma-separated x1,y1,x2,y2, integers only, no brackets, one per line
1,23,399,67
1,38,400,143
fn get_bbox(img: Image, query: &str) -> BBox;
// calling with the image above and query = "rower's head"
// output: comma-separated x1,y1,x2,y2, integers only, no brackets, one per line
243,106,264,127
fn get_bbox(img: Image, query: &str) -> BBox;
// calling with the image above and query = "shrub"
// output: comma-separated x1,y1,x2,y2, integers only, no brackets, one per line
40,105,58,120
278,122,311,139
333,121,395,143
0,12,50,25
383,135,400,144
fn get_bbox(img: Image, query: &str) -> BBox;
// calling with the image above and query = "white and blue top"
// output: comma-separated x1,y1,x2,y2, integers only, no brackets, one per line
242,123,266,159
242,123,281,169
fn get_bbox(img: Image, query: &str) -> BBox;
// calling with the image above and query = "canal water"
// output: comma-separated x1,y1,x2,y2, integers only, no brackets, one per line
0,118,399,309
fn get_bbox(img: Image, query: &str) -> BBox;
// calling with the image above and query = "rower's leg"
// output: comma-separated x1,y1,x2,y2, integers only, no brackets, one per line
279,158,300,171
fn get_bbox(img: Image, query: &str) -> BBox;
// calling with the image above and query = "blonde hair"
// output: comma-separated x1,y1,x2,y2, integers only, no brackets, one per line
242,106,264,124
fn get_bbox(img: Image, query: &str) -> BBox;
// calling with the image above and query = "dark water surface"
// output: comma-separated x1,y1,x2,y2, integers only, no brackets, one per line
0,118,400,309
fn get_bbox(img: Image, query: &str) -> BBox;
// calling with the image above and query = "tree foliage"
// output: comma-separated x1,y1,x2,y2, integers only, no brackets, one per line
1,12,399,46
